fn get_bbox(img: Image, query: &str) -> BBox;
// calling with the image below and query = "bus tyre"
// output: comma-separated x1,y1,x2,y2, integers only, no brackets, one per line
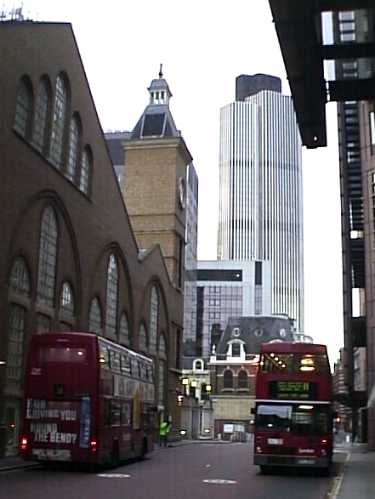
140,438,148,459
260,465,272,475
111,442,120,468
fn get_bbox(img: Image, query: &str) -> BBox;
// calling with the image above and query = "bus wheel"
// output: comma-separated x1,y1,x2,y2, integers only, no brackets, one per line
260,465,272,475
110,442,120,468
140,438,148,459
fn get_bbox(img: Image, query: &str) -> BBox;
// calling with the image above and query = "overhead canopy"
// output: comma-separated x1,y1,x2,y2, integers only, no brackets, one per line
268,0,375,148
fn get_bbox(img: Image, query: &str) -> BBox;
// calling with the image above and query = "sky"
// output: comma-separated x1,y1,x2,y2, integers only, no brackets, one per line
9,0,344,362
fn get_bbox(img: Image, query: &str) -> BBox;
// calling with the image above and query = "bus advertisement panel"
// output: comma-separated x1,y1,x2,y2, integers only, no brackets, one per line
20,332,156,466
253,342,333,473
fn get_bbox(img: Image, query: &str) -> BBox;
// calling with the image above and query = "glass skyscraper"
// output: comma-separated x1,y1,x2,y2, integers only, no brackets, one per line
217,74,304,333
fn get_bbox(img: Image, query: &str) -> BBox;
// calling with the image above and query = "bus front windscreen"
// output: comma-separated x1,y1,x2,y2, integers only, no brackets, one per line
256,404,330,435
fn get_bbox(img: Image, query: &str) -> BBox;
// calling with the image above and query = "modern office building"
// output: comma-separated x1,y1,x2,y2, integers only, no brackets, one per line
268,0,375,449
194,260,272,360
217,74,304,333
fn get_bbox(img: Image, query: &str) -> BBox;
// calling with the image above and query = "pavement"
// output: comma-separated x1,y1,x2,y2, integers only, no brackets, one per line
0,440,374,499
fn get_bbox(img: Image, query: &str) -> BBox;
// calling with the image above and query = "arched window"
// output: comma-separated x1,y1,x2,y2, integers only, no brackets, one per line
139,323,147,353
50,75,68,167
158,333,166,360
32,78,50,152
6,304,26,387
119,313,130,346
231,342,241,357
158,334,166,406
61,282,74,314
149,286,159,354
10,257,30,296
223,369,233,389
37,206,58,306
194,359,203,371
89,297,103,336
14,77,33,137
80,147,92,195
66,115,80,182
105,254,118,339
238,370,248,389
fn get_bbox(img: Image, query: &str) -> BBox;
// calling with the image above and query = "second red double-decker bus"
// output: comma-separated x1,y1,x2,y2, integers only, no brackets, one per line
253,342,333,474
20,332,157,467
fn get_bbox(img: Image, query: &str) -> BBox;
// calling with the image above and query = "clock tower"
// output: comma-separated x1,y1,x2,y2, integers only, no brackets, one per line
122,68,192,289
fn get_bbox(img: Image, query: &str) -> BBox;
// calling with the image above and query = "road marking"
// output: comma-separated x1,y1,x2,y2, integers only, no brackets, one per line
203,479,237,484
97,473,131,478
205,464,211,468
326,452,350,499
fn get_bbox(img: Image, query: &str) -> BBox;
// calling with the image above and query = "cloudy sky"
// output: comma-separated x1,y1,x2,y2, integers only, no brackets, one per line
9,0,343,361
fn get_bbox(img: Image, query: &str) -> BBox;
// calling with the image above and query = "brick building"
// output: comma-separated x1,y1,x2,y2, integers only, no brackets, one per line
0,21,185,456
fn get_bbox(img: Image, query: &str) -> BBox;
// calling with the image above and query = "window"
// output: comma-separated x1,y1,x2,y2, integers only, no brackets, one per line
50,75,68,167
231,342,241,357
61,282,74,314
119,313,130,346
10,257,30,296
89,297,103,336
32,79,49,152
37,206,58,306
80,147,92,194
223,369,233,389
105,254,118,339
158,334,167,360
6,304,26,386
66,116,80,182
158,360,165,406
238,370,248,389
36,314,51,334
139,324,147,353
149,286,159,354
14,78,32,137
370,111,375,154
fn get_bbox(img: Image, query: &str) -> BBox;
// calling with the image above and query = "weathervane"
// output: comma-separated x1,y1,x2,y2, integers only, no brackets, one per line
159,63,163,78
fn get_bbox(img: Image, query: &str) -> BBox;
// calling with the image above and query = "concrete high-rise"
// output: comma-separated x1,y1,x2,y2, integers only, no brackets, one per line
217,74,304,333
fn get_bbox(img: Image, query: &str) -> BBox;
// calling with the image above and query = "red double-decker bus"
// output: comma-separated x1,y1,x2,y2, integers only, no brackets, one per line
253,342,333,474
20,332,157,466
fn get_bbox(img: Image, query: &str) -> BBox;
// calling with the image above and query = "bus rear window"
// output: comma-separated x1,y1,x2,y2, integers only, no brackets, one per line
38,346,87,363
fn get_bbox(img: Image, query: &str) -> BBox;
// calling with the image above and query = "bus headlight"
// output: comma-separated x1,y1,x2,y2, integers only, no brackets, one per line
256,446,262,453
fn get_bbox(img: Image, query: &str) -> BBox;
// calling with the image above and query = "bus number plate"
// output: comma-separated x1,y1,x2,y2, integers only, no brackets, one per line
267,438,283,445
33,449,71,461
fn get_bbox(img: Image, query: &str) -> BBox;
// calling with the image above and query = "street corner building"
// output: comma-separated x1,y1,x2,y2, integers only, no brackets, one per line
0,21,186,457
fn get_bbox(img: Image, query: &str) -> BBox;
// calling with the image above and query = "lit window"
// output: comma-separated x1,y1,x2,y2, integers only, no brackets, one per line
37,206,58,306
105,254,118,339
32,79,49,152
50,75,68,167
89,297,103,336
14,78,32,137
66,116,80,182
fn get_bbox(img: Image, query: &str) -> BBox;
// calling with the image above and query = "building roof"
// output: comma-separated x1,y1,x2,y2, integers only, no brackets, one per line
215,316,294,356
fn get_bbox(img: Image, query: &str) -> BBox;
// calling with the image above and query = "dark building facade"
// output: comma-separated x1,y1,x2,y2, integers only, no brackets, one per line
268,0,375,448
0,21,184,457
